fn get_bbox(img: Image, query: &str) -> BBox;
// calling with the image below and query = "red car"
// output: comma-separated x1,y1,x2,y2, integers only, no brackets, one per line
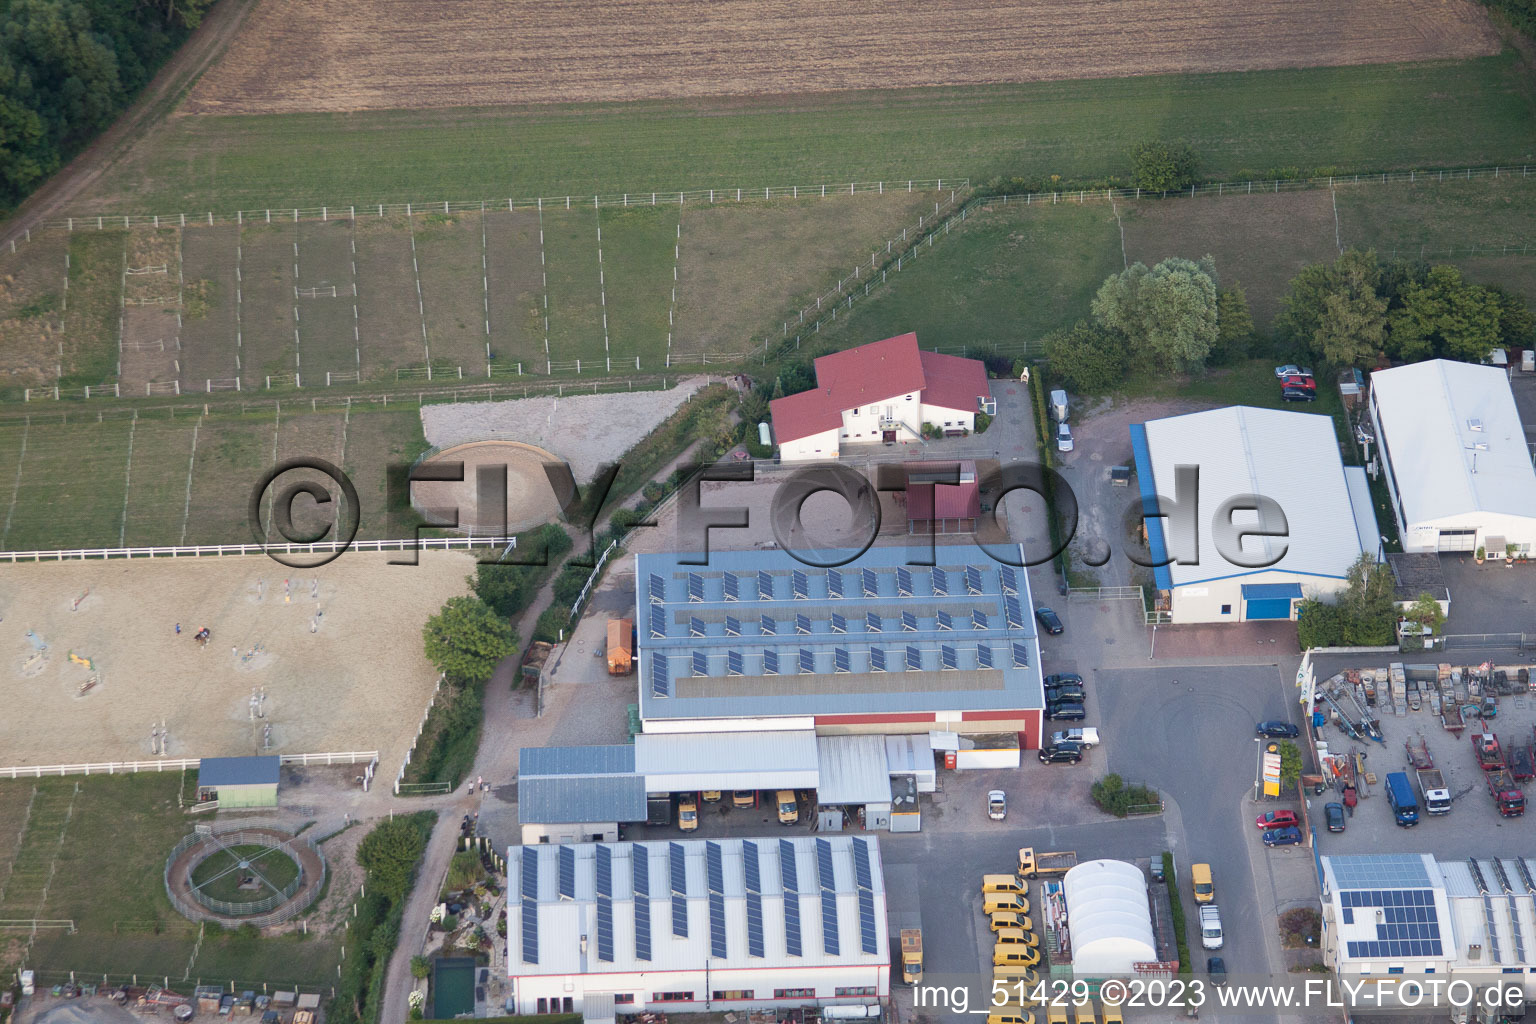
1255,810,1300,830
1280,375,1316,390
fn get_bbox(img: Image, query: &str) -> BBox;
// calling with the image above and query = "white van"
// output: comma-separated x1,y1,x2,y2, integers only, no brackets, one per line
1199,905,1224,950
1050,389,1069,422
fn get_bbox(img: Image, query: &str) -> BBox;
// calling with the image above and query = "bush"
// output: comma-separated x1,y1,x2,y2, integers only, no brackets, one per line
1130,141,1199,192
469,524,572,619
1163,852,1191,975
446,850,486,890
1279,907,1322,949
974,412,993,435
532,604,573,644
402,675,484,789
1090,773,1160,817
1042,320,1127,392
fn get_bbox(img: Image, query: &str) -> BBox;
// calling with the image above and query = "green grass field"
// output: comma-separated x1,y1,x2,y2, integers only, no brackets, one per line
4,775,339,989
189,844,302,904
75,55,1536,214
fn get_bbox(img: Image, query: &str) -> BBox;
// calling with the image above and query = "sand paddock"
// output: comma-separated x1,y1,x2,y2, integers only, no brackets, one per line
0,550,476,771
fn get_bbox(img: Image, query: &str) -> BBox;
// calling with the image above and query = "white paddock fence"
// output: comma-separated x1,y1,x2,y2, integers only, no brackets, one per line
0,750,379,782
0,535,511,563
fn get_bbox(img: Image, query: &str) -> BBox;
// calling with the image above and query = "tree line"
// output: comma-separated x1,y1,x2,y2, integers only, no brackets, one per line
1,0,214,213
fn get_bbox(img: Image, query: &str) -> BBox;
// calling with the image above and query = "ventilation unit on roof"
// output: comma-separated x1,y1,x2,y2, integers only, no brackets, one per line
1468,418,1483,432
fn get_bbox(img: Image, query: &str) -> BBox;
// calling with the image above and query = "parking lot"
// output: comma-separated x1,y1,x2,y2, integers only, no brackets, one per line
1306,657,1536,860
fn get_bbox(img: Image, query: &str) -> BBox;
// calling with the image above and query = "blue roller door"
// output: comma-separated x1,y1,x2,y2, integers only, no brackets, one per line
1242,583,1302,620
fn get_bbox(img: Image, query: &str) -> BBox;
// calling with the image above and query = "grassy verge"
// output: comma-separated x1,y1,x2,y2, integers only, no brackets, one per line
400,676,483,791
79,54,1536,212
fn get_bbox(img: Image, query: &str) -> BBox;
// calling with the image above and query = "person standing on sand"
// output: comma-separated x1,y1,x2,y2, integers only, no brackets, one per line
175,623,181,635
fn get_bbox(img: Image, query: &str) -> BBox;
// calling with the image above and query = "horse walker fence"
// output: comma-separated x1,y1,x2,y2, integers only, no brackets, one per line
164,825,327,927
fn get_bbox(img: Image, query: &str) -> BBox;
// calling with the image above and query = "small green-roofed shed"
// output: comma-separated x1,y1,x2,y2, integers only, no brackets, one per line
197,756,280,808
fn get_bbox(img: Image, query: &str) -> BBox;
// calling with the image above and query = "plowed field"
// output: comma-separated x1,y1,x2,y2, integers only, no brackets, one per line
185,0,1500,114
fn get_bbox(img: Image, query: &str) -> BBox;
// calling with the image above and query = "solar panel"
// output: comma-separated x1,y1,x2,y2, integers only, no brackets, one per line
977,645,994,669
596,844,613,897
763,649,779,675
936,610,953,631
901,611,917,631
649,605,666,639
596,894,614,962
792,569,809,600
670,842,688,938
1001,566,1019,596
723,571,739,601
941,644,958,670
746,891,766,958
634,894,652,961
870,647,886,672
795,613,811,634
520,896,539,964
687,572,704,602
822,888,842,955
858,888,878,954
827,571,844,599
1012,642,1029,668
757,570,774,600
972,609,988,630
692,650,708,676
648,573,665,604
905,645,922,670
799,647,815,674
724,614,741,637
965,565,984,595
896,567,914,597
761,614,776,635
557,846,573,901
831,612,847,634
865,611,881,633
709,891,728,958
744,841,761,893
780,839,800,892
689,615,705,637
784,891,803,957
727,650,744,676
651,653,670,697
861,568,878,597
816,838,835,889
852,838,874,890
706,841,724,893
1004,595,1024,628
522,845,540,899
931,569,949,596
634,845,649,896
834,647,851,673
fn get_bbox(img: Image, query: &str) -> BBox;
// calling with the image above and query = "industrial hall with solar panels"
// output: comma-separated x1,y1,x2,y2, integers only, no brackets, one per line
504,837,890,1014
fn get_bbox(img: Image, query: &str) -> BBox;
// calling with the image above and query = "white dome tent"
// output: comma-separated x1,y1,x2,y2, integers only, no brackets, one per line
1061,859,1157,977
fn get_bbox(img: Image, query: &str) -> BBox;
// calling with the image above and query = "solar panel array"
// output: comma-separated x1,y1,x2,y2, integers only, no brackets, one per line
689,616,705,637
780,838,803,957
763,649,779,675
1340,888,1443,959
901,611,917,632
648,573,665,603
896,567,914,597
743,841,766,958
931,569,949,596
799,648,815,674
792,569,809,600
940,644,958,670
1004,595,1025,628
725,615,741,637
834,647,852,673
706,841,728,959
828,571,845,599
1012,642,1030,668
723,572,739,601
795,613,812,635
558,845,576,900
1491,860,1526,963
1001,566,1019,596
866,611,882,633
905,645,922,671
972,609,988,630
649,605,666,640
758,570,774,600
727,650,745,676
692,650,708,676
861,568,878,597
651,653,670,697
831,612,847,634
852,838,879,955
978,645,994,669
633,845,652,961
816,838,840,955
596,893,615,962
670,842,689,938
870,648,887,672
965,565,984,595
936,610,953,631
1469,859,1500,963
520,847,540,964
761,614,776,635
687,572,704,602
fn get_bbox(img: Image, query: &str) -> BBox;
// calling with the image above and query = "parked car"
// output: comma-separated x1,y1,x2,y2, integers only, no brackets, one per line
1056,422,1074,453
1045,683,1086,703
1274,364,1315,379
988,790,1008,821
1050,727,1100,748
1038,742,1084,765
1281,386,1316,403
1043,673,1085,689
1280,374,1317,389
1207,957,1228,985
1256,720,1300,738
1262,825,1305,847
1045,702,1086,722
1255,810,1300,830
1325,802,1346,833
1035,607,1064,635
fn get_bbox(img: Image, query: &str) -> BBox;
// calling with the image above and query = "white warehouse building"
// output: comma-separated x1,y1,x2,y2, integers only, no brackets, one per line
1061,860,1158,978
1130,406,1381,624
505,837,890,1016
1367,359,1536,556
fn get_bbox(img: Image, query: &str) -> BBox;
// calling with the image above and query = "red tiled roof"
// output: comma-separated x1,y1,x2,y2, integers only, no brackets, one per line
907,480,981,522
918,350,988,414
813,332,926,409
769,389,843,444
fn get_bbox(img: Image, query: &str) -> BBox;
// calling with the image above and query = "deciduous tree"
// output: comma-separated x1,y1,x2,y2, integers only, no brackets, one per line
1041,320,1126,392
1129,141,1199,192
422,596,518,683
1092,257,1218,372
1389,265,1503,363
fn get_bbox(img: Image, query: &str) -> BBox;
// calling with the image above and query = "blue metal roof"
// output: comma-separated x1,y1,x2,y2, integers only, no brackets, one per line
1128,423,1173,591
520,745,635,777
1240,583,1303,600
635,546,1044,721
518,745,646,824
198,756,280,788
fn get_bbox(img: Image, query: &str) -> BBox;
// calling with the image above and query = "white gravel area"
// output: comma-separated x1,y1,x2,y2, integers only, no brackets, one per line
421,378,710,483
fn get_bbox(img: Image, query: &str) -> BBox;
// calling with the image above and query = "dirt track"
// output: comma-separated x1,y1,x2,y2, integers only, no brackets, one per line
184,0,1502,114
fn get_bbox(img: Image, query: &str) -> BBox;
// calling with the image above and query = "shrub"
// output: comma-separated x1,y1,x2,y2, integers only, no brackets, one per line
1130,141,1199,192
1090,773,1160,817
447,850,486,890
974,412,993,435
1042,320,1127,392
532,604,573,644
1279,908,1322,949
1163,852,1191,975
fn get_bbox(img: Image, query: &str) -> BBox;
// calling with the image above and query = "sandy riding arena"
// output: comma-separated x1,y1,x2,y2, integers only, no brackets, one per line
0,550,476,771
411,440,564,535
182,0,1500,115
